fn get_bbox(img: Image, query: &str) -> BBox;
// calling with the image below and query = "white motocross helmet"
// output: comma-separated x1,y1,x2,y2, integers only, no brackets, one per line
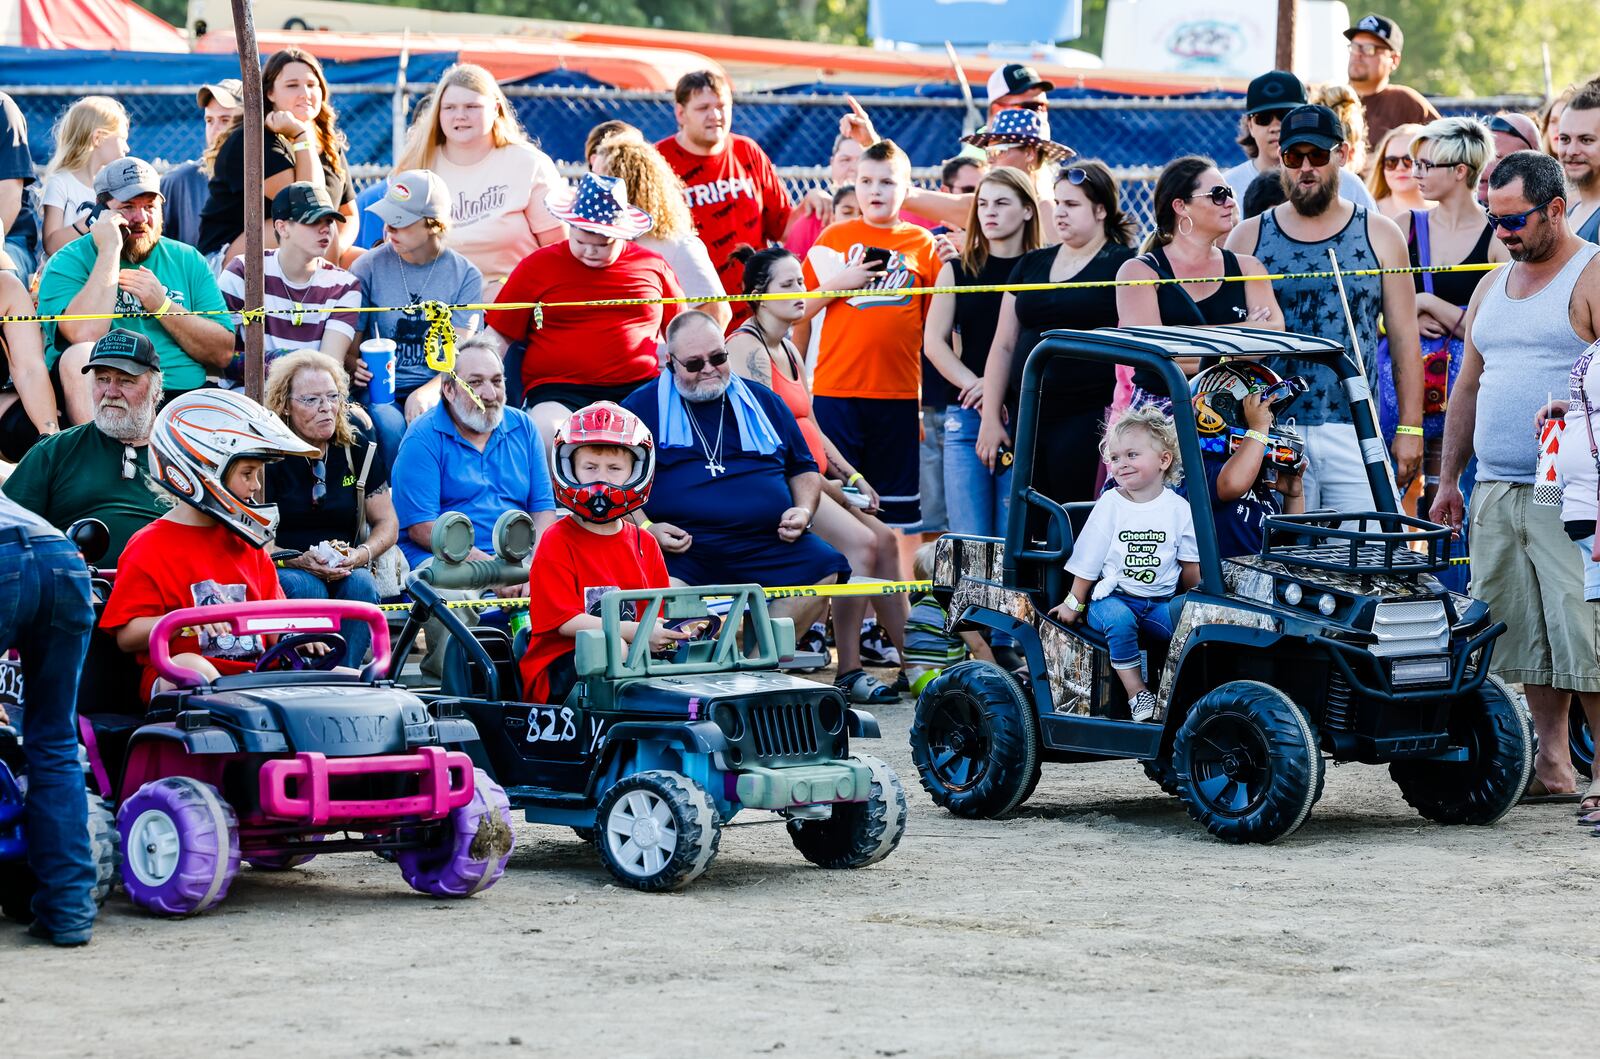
148,389,319,547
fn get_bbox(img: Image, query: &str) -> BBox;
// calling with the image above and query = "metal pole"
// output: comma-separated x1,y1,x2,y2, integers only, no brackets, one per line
1275,0,1297,73
394,30,412,167
231,0,264,402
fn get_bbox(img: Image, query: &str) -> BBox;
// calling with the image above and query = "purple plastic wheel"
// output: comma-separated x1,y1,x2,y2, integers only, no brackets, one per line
118,777,241,916
396,769,515,898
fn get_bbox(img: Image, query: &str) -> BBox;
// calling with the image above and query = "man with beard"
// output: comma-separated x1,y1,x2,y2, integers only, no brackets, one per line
1556,79,1600,244
621,312,851,684
1343,14,1438,165
3,328,169,564
35,157,232,425
1431,150,1600,805
1227,103,1424,510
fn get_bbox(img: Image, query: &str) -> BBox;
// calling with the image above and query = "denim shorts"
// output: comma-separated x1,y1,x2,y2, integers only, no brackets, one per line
1577,537,1600,603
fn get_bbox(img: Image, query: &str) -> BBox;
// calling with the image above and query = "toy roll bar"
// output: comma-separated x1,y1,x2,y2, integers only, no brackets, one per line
1004,326,1400,597
148,599,393,688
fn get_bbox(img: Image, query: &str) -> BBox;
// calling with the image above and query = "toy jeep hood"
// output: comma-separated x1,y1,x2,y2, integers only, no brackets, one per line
614,671,845,718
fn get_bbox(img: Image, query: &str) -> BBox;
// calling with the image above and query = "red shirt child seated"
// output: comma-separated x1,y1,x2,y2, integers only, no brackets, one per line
100,388,320,699
519,402,683,703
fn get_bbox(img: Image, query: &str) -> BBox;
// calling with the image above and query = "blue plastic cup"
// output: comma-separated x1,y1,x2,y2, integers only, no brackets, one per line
361,339,396,405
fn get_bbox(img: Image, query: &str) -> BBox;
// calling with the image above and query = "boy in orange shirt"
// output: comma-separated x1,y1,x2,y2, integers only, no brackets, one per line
800,140,942,532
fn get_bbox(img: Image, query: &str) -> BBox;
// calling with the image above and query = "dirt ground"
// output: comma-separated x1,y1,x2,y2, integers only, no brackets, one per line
4,669,1593,1059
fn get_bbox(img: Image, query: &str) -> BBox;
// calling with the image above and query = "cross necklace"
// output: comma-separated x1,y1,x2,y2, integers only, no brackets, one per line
685,394,728,476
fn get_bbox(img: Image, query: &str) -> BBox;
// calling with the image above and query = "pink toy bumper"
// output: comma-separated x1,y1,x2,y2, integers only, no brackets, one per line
258,746,475,827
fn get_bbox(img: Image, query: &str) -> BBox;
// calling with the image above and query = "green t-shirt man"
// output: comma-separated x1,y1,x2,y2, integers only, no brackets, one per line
3,422,169,563
36,235,226,393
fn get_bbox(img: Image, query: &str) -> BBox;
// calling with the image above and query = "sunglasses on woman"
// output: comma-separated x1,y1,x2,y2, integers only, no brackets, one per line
1486,198,1555,232
1280,146,1332,169
1188,184,1235,206
672,349,729,374
1382,155,1414,172
311,458,326,507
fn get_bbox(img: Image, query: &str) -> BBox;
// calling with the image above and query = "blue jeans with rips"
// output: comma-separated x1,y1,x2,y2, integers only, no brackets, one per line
1086,591,1182,670
0,531,96,941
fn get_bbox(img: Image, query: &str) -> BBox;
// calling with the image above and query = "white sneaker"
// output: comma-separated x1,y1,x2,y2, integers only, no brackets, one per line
1130,690,1158,723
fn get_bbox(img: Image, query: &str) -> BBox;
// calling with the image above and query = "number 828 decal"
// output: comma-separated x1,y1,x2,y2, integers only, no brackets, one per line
524,705,578,743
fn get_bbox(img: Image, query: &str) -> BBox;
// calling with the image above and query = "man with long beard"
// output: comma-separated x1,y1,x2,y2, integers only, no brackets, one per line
35,157,232,425
1227,103,1424,510
3,328,169,564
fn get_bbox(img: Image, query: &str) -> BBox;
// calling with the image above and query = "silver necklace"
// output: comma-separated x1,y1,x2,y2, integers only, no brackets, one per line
684,394,727,476
398,249,442,307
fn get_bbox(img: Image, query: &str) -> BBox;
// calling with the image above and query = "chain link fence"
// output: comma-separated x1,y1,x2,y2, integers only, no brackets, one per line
6,82,1537,239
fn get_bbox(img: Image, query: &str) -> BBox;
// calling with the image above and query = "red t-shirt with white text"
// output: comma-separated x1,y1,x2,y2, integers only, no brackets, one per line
100,519,284,699
486,241,684,393
519,518,670,702
656,133,793,294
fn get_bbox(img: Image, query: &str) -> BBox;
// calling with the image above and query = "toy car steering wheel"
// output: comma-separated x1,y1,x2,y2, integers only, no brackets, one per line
256,633,346,672
658,614,722,661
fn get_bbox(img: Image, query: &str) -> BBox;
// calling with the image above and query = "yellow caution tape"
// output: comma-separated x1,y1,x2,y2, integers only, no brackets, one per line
370,578,936,613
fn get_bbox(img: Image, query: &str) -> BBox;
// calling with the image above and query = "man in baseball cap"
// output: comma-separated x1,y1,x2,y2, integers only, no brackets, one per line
271,181,346,226
985,62,1053,120
81,327,161,377
161,78,245,249
1222,71,1379,212
92,157,161,203
1345,13,1439,163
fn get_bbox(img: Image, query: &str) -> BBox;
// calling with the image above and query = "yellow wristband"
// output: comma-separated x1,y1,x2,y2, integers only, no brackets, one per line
1243,429,1271,447
1394,425,1424,437
639,518,653,530
291,140,312,153
846,471,863,487
154,297,172,317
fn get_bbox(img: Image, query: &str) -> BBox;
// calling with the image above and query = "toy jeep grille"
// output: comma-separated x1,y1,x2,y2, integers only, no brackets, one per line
748,702,819,758
1370,600,1449,657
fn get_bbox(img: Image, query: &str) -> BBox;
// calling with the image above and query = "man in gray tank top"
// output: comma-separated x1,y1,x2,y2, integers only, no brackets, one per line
1227,104,1424,511
1432,150,1600,804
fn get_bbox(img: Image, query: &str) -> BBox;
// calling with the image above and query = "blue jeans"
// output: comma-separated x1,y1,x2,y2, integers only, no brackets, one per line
1087,591,1180,669
276,566,380,666
0,532,96,940
360,400,407,476
941,405,1011,538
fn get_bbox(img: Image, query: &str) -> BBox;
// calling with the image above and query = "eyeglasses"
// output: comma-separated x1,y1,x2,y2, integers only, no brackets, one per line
121,444,138,481
1250,109,1294,127
1382,155,1414,171
1486,198,1555,232
672,349,729,374
310,458,326,507
1281,146,1332,169
1487,114,1537,151
1347,41,1382,56
1189,185,1235,206
291,393,342,409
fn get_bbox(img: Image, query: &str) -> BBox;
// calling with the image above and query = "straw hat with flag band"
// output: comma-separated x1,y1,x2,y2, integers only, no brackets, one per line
544,172,654,241
960,108,1075,162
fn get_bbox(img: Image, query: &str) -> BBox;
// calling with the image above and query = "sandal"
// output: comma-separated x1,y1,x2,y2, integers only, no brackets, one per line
1522,777,1580,804
1576,778,1600,823
835,668,896,705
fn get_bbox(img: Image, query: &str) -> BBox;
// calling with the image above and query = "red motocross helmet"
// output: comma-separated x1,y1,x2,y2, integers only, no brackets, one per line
552,402,656,523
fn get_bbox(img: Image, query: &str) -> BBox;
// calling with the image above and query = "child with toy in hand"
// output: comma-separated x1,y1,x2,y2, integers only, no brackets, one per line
1188,363,1307,559
1049,406,1199,722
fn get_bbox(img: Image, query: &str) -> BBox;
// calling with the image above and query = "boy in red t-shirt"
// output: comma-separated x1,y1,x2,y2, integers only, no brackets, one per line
101,389,320,699
519,402,683,703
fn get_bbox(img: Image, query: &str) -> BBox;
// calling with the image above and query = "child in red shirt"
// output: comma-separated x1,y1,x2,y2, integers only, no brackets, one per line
520,402,682,703
100,389,319,699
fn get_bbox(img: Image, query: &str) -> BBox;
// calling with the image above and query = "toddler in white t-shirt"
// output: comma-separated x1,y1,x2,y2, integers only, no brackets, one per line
1049,407,1199,721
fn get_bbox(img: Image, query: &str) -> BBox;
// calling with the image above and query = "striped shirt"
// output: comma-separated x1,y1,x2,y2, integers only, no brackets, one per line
220,250,362,382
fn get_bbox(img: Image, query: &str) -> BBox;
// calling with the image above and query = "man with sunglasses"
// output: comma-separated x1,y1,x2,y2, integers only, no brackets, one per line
1431,150,1600,803
1344,14,1438,167
1556,79,1600,244
1227,103,1425,510
1222,71,1378,212
4,328,168,566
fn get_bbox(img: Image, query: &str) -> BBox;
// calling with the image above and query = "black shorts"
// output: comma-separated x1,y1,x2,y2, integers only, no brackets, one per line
523,380,650,413
0,393,40,463
812,395,921,529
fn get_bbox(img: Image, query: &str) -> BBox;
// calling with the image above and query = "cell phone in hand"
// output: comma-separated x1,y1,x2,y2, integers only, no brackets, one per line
841,485,871,509
861,246,892,270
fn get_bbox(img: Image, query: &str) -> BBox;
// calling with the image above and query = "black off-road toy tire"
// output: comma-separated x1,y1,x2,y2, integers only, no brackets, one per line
910,662,1039,818
1174,681,1320,844
787,755,907,868
1142,758,1180,797
87,793,120,905
1390,676,1532,826
1568,695,1593,779
595,770,722,892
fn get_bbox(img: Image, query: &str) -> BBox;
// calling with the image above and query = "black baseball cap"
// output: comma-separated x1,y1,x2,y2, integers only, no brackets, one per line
1344,13,1403,52
82,328,161,376
1278,105,1345,151
1245,70,1308,115
986,63,1054,102
272,182,345,225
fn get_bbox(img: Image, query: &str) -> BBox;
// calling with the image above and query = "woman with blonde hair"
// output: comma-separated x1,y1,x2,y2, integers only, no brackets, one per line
1310,82,1369,176
198,47,358,269
1366,122,1429,221
394,63,566,297
592,134,727,327
40,96,128,256
263,350,400,665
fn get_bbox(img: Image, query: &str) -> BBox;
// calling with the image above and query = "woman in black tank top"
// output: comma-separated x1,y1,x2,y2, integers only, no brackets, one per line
1116,156,1284,408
